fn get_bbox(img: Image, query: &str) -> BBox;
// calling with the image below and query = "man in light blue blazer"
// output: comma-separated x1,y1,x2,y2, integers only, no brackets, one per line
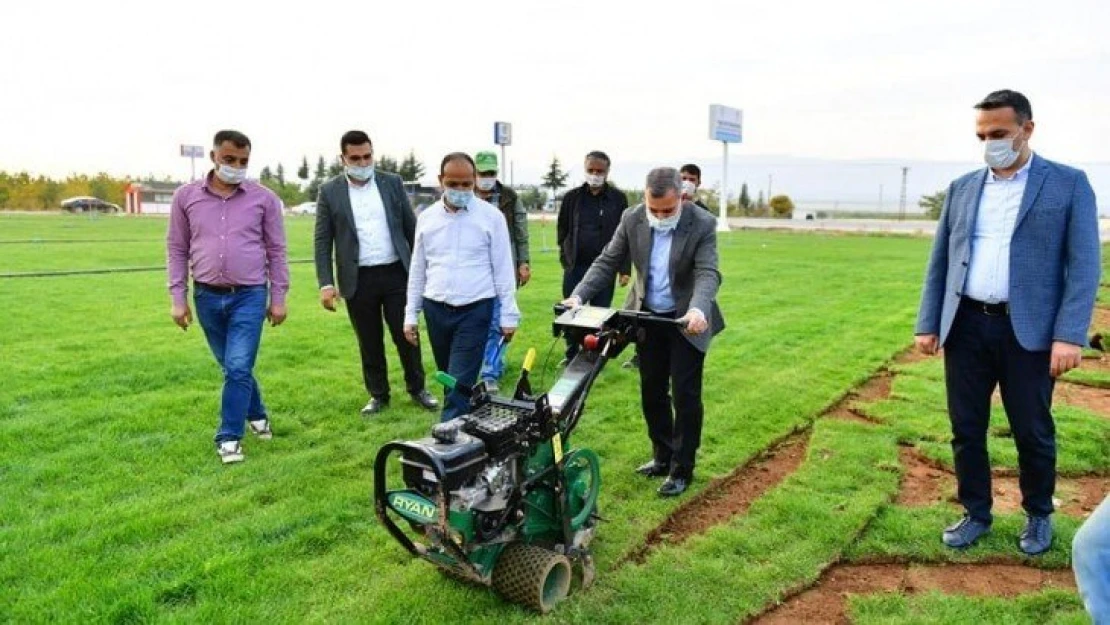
915,90,1101,555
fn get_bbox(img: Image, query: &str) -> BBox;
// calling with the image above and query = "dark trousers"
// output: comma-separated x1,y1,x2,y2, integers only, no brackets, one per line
944,301,1057,523
562,261,615,359
345,263,426,401
423,297,494,422
638,311,706,479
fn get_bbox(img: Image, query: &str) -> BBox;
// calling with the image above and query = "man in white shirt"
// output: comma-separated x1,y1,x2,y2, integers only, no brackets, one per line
315,131,438,416
404,153,521,421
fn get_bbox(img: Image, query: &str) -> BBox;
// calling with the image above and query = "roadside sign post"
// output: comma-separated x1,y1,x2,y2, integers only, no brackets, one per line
708,105,743,232
180,144,204,180
493,122,512,183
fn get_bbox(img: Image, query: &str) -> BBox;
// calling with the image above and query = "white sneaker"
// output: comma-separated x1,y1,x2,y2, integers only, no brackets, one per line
248,418,273,440
217,440,244,464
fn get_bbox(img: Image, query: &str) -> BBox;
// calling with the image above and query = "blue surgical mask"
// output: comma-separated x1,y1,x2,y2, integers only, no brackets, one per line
647,207,681,232
983,132,1024,169
346,165,374,182
476,176,497,192
444,188,473,208
215,164,247,185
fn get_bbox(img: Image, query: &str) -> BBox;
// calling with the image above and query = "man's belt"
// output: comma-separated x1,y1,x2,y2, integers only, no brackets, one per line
195,281,263,295
961,297,1009,316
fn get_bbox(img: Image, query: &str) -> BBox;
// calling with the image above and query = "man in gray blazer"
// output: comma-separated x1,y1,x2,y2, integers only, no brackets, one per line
315,130,438,416
915,90,1101,555
563,167,725,497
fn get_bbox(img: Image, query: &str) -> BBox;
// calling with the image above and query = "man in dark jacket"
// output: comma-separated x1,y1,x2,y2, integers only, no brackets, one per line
556,150,630,362
314,130,438,416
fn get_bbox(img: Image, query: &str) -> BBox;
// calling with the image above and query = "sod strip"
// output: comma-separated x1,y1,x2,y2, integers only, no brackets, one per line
844,504,1080,569
848,588,1087,625
554,419,901,625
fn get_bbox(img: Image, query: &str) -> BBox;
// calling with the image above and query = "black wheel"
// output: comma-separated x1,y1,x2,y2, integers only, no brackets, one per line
491,543,571,613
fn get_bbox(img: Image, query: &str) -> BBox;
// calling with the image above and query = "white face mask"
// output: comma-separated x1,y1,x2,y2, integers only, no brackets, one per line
983,131,1025,169
585,173,606,188
476,176,497,192
345,164,374,182
215,164,247,185
681,180,697,198
647,206,682,232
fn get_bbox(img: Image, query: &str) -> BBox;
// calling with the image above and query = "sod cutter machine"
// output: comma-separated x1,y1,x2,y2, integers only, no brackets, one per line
373,305,684,612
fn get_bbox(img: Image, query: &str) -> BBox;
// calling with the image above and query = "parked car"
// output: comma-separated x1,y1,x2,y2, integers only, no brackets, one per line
61,197,121,213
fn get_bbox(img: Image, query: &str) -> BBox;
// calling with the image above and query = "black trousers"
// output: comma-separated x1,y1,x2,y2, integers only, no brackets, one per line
637,311,706,479
944,301,1056,523
562,262,615,359
345,263,425,400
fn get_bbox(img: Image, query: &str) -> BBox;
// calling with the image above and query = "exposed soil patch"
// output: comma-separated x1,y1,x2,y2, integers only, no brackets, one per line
1091,306,1109,333
750,563,1076,624
625,431,810,563
896,448,1107,517
1055,381,1110,417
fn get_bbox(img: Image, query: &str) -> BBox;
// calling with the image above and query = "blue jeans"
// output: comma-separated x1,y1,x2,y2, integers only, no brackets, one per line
423,298,493,422
480,298,511,383
194,285,268,443
1075,495,1110,624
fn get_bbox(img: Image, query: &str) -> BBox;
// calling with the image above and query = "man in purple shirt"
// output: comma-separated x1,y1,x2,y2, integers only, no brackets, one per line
166,130,290,464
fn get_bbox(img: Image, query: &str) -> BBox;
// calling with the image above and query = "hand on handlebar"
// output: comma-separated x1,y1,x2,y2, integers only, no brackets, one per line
677,308,709,335
559,296,582,311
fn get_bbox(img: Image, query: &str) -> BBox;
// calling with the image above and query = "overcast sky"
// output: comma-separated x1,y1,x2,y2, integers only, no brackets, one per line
3,0,1108,199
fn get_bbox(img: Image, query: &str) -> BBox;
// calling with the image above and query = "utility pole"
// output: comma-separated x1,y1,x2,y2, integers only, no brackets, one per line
898,166,909,221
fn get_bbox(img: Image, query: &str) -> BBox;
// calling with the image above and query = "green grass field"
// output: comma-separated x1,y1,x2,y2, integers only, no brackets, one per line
0,213,1105,624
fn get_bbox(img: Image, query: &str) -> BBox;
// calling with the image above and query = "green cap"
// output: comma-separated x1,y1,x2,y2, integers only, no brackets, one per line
475,151,498,173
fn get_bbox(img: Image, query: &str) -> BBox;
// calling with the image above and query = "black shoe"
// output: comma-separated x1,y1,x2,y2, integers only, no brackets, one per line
1019,515,1053,556
942,515,991,549
635,460,670,478
658,476,689,497
410,390,439,410
361,397,389,416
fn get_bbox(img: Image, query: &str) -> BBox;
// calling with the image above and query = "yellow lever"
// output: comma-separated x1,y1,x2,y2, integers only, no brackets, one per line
522,347,536,373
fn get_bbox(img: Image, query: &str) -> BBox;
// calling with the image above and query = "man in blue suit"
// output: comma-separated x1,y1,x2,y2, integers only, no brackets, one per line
915,90,1101,555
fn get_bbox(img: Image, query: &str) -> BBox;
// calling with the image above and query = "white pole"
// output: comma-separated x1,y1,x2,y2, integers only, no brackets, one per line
500,145,506,184
717,140,730,231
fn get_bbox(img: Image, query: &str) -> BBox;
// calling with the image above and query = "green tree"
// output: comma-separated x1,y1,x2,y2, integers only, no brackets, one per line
376,155,400,175
275,163,285,186
542,156,568,201
516,186,548,211
328,157,344,177
38,178,62,209
259,166,274,182
315,156,328,180
261,178,305,207
399,150,425,182
623,189,644,206
297,156,309,181
739,182,751,210
919,189,947,220
756,190,766,214
769,194,795,219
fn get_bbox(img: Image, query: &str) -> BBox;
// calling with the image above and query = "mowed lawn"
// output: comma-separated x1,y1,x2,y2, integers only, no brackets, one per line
3,213,941,622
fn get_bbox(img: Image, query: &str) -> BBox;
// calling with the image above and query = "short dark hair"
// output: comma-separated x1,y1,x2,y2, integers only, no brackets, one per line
679,164,701,179
213,130,250,150
440,152,476,175
340,130,373,154
585,151,611,167
974,90,1033,124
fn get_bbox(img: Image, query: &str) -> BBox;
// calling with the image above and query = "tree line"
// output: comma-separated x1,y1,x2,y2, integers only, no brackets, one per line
0,171,133,210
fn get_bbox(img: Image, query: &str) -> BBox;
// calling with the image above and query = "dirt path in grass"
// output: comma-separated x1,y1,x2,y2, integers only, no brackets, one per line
897,447,1107,517
629,349,928,562
750,563,1077,624
625,431,810,563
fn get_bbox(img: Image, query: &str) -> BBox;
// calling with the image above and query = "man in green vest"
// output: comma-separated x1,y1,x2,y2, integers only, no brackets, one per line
475,150,531,392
